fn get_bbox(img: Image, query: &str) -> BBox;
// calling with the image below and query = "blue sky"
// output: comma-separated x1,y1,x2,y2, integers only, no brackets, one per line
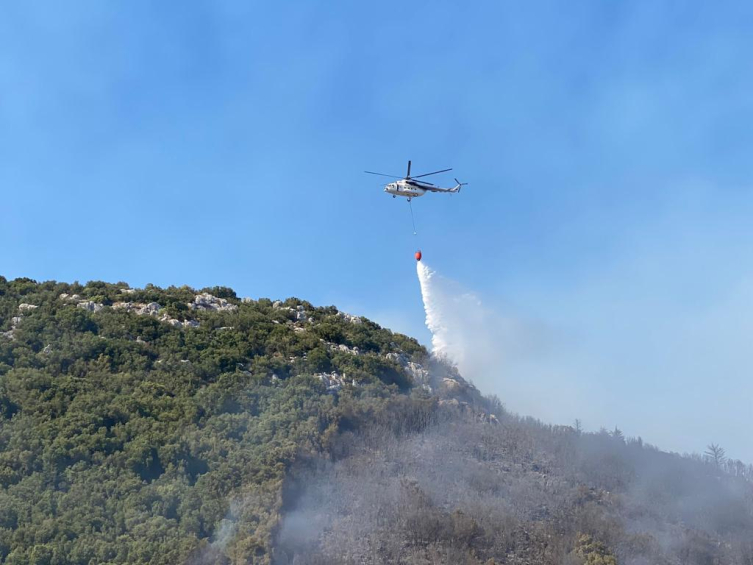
2,2,753,460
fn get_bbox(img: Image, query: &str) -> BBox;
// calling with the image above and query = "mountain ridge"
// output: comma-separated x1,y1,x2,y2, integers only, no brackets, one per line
1,276,751,564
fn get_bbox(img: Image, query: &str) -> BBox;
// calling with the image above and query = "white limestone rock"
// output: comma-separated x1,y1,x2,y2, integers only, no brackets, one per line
158,313,200,328
330,343,360,356
314,371,349,393
385,352,431,387
137,302,161,316
337,311,363,324
190,293,238,312
77,301,104,313
441,377,462,392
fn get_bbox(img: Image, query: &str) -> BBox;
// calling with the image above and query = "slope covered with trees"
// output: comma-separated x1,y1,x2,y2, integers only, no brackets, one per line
1,277,752,564
0,277,426,564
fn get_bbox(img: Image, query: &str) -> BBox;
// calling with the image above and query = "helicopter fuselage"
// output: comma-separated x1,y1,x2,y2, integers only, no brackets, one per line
384,180,428,199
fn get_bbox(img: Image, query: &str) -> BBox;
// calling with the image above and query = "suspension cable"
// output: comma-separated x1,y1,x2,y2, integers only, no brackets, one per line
408,199,417,235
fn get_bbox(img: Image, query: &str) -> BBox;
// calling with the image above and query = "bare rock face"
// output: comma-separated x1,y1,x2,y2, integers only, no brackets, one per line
337,311,362,324
441,377,462,392
314,372,351,393
190,293,238,312
385,352,431,388
90,300,201,328
59,293,104,312
273,302,313,324
137,302,161,316
329,343,360,356
77,301,104,313
161,316,199,329
161,316,183,328
384,351,481,404
1,308,32,340
18,303,38,311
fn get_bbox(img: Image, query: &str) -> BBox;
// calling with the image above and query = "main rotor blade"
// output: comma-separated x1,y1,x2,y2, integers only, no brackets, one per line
411,168,452,179
365,171,403,179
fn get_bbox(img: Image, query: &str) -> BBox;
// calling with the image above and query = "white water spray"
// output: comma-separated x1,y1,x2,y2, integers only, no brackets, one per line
416,260,517,389
416,261,451,358
416,261,493,373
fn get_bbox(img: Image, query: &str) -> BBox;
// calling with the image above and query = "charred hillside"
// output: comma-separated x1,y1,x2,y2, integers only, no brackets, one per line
0,277,751,564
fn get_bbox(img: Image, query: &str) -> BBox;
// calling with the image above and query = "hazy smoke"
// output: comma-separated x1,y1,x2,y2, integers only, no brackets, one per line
272,400,753,564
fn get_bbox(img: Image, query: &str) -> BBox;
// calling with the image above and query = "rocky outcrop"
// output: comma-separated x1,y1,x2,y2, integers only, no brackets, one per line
328,342,361,356
107,293,238,326
138,302,161,316
59,293,105,313
337,311,362,324
160,315,200,329
1,304,40,340
65,295,202,328
273,302,312,323
190,293,238,312
385,352,431,389
77,301,105,313
125,302,199,328
314,372,354,393
384,351,481,406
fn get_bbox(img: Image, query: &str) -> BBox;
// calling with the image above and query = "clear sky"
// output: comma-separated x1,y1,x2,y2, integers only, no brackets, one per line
2,2,753,461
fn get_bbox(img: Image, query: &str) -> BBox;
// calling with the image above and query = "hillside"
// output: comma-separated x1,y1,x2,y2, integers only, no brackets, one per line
1,277,752,564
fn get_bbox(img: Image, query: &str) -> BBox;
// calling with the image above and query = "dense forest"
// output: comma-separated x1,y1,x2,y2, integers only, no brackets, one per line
1,277,752,564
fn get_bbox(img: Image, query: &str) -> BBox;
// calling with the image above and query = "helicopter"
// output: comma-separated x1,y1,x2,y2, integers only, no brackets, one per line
365,160,466,201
